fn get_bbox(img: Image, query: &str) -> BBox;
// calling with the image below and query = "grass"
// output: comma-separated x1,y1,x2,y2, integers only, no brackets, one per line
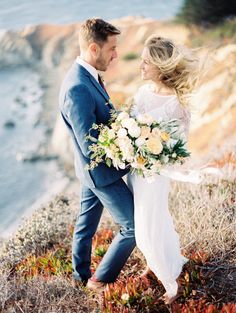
0,152,235,312
187,19,236,47
122,52,139,61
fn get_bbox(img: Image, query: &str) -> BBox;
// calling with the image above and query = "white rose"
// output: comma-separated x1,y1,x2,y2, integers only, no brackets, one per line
121,145,134,162
114,138,123,149
121,118,137,129
117,128,128,138
111,122,119,131
127,126,141,138
117,112,129,121
136,113,154,125
125,154,134,162
107,129,116,139
115,137,131,148
135,137,145,147
122,153,133,163
105,149,114,159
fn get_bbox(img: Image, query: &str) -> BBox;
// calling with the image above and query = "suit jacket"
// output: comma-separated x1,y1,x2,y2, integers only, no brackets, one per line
59,61,128,188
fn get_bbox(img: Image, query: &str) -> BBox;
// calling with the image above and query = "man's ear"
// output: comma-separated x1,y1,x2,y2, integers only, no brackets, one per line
89,42,100,57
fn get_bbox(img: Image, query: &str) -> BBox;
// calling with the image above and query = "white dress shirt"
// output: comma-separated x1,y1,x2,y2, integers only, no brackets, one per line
76,56,99,82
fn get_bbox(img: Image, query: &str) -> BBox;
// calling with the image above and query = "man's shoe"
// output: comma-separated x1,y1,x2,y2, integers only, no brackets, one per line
87,275,106,292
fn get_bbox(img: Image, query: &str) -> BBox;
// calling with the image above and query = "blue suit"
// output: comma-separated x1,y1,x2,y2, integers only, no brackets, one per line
59,61,135,283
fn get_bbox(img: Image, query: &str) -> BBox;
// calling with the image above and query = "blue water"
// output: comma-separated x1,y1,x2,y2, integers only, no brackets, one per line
0,68,65,237
0,0,183,30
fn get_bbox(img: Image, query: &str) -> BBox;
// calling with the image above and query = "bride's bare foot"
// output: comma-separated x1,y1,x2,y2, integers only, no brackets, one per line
161,280,183,305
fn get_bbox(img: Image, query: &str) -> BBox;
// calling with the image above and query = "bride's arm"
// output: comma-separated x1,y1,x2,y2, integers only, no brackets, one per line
160,101,199,182
168,101,191,139
130,86,146,117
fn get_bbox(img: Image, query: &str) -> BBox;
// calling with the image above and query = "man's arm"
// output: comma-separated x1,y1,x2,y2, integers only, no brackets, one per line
64,84,98,158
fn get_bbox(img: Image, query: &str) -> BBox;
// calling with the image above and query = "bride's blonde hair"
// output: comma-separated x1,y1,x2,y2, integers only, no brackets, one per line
144,35,200,107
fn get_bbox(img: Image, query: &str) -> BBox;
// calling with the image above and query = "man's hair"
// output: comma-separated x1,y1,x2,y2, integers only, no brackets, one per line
79,18,121,49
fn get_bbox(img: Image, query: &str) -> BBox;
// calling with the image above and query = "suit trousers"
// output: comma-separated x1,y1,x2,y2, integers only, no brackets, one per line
72,177,136,283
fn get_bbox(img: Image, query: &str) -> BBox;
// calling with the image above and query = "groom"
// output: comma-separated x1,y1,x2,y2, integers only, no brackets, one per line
59,18,135,290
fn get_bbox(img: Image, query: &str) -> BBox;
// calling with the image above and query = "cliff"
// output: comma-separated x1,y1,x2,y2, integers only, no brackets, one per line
1,16,235,167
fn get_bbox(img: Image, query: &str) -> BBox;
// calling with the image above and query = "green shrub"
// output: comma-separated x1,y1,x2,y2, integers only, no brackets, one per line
190,19,236,46
122,52,139,61
209,18,236,40
177,0,236,25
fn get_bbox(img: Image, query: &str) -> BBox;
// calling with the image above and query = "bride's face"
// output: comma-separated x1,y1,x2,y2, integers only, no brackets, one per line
140,47,160,82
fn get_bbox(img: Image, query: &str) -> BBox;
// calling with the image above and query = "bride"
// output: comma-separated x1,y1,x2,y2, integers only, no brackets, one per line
127,36,200,304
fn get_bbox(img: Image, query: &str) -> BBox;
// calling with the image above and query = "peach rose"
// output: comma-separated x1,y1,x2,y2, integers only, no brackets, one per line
146,138,163,154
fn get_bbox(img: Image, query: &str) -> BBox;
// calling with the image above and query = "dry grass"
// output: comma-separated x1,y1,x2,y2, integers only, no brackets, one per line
170,177,236,262
0,273,97,313
0,194,78,268
0,157,235,312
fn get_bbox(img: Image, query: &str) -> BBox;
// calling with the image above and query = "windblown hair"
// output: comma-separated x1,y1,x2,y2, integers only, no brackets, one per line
145,35,201,106
79,18,120,49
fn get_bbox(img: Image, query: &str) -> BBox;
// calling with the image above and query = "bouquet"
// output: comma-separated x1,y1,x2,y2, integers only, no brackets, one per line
86,109,190,178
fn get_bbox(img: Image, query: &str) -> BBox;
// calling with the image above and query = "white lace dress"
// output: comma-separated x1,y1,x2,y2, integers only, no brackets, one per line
127,84,190,297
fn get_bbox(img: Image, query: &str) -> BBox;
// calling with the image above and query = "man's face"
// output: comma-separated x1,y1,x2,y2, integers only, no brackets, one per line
95,35,118,71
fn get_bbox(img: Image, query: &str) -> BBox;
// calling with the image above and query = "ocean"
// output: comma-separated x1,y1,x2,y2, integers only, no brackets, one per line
0,0,183,238
0,0,183,30
0,68,68,237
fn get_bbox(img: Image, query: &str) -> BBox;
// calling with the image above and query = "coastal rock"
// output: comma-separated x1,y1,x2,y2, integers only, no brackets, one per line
4,120,15,128
20,153,58,163
0,31,33,68
41,31,79,68
22,24,78,66
188,45,236,154
51,115,74,168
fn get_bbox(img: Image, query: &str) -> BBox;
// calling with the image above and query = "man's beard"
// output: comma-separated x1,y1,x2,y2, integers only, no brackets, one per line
96,55,110,71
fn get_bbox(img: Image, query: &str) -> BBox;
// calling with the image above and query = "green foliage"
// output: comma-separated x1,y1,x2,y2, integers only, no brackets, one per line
15,246,72,278
190,19,236,46
106,158,112,167
122,52,139,61
177,0,236,25
93,245,107,257
205,18,236,42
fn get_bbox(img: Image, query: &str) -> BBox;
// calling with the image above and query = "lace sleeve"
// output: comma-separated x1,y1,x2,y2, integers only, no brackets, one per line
130,86,146,117
166,100,191,138
160,99,194,179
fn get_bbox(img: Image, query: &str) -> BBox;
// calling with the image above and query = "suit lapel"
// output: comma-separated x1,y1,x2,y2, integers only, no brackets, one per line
89,76,115,110
76,63,114,110
89,75,110,101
